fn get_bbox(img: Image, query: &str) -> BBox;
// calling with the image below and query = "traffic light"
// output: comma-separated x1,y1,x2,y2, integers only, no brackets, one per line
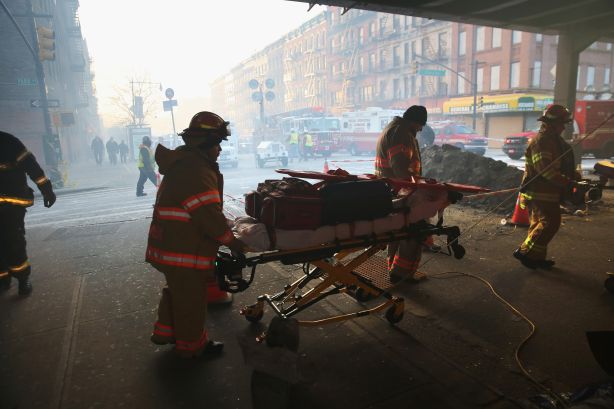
36,25,55,61
410,61,419,75
133,96,144,119
478,96,484,108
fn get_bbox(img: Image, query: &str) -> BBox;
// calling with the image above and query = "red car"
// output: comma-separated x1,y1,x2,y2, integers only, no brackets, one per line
430,122,488,156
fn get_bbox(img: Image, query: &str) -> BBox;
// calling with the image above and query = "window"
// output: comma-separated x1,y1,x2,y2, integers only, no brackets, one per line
404,16,410,30
379,17,386,36
393,78,401,98
358,56,364,73
457,72,465,94
393,15,400,30
490,65,500,90
606,67,611,84
476,67,484,92
512,30,522,45
369,22,375,38
531,61,541,88
607,43,612,51
587,65,595,87
492,28,501,48
438,32,447,57
536,33,543,42
411,76,416,96
379,49,387,70
577,66,581,89
411,41,416,59
393,46,400,66
458,31,466,56
510,62,520,87
358,28,364,46
379,80,387,99
475,27,485,51
369,53,376,71
404,42,410,64
404,76,410,98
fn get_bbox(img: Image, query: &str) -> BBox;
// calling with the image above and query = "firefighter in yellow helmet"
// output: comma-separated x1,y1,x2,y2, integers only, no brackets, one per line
375,105,426,283
147,111,247,358
513,104,578,269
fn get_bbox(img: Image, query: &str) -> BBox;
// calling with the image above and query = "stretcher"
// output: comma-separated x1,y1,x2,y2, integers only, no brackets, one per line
216,170,489,349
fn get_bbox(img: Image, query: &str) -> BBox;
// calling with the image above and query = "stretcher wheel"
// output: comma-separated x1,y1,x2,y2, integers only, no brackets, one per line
385,306,404,325
245,310,264,323
266,317,299,352
241,304,264,323
605,276,614,294
354,287,374,302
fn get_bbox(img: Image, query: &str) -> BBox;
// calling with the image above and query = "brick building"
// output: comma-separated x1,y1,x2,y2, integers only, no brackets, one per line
0,0,100,168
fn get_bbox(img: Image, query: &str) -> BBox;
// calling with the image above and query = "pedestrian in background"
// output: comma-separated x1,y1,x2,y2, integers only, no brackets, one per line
287,129,299,163
106,137,119,165
0,131,56,296
119,140,129,164
136,136,157,197
91,135,104,165
303,131,314,159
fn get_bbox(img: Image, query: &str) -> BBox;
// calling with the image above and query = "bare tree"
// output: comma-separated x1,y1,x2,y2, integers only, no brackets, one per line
110,74,160,127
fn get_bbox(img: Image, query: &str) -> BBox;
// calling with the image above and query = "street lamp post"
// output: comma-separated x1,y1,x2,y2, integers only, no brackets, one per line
248,78,275,141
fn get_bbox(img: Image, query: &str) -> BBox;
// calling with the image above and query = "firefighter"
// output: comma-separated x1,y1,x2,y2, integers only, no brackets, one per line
147,111,247,358
287,129,299,163
303,131,314,159
375,105,426,283
513,104,578,270
0,131,56,295
136,136,157,197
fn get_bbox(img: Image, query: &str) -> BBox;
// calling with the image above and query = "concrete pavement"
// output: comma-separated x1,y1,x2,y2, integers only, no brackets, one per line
3,157,613,409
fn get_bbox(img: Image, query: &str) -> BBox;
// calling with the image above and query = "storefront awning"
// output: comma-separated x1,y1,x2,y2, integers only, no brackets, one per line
443,94,554,115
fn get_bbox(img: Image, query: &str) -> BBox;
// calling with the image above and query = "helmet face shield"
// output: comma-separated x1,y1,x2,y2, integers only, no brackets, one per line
180,111,230,146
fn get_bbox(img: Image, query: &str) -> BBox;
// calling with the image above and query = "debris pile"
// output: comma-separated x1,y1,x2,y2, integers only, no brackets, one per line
421,144,523,214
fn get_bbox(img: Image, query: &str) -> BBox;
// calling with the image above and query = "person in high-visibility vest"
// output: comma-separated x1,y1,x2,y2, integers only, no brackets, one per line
303,132,314,160
513,104,578,270
375,105,426,283
287,129,299,163
136,136,157,197
0,131,56,296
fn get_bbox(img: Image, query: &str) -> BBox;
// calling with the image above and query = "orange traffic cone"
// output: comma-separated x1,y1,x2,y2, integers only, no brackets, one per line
207,282,233,304
509,193,529,227
323,158,329,173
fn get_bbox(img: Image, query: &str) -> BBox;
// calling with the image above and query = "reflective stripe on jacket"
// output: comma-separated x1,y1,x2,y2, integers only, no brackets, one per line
374,116,421,178
521,130,574,203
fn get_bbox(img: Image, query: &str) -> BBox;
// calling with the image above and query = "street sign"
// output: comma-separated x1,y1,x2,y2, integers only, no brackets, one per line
165,88,174,99
162,99,178,112
30,99,60,108
418,69,446,77
17,78,37,86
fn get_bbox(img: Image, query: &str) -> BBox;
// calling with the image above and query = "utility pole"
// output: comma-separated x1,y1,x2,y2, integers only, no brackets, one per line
472,60,478,130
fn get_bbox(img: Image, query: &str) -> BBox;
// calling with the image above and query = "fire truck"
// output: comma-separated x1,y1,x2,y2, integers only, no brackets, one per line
338,107,404,155
279,115,341,157
502,100,614,160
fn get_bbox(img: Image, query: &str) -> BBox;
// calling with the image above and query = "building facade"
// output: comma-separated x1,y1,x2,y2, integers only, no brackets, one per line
0,0,101,170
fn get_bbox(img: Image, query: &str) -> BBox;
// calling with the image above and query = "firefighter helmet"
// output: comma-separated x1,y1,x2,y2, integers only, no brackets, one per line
179,111,230,147
538,104,572,124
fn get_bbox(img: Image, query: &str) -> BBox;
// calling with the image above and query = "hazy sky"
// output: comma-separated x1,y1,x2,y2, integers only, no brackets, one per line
79,0,324,134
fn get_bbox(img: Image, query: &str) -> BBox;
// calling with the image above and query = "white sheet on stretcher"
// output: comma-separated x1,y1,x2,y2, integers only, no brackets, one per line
232,188,449,252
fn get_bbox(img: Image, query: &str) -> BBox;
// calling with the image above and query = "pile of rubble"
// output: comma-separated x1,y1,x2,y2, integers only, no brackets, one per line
421,145,523,214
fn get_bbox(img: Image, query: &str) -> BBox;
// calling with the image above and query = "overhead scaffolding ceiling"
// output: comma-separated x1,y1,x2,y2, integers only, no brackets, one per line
292,0,614,41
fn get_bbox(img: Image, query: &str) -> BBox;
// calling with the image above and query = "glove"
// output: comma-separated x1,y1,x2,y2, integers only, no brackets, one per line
43,190,56,208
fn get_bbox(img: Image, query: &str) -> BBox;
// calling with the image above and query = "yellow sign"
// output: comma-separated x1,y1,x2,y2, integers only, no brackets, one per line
443,93,554,114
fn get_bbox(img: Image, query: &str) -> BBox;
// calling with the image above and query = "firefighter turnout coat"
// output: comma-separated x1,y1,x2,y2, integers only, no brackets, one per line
146,144,234,356
374,117,423,280
519,128,576,261
0,131,54,281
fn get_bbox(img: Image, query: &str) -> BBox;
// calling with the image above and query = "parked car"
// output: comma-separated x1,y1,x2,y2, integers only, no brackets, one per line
430,121,488,155
502,100,614,160
255,141,288,168
218,142,239,168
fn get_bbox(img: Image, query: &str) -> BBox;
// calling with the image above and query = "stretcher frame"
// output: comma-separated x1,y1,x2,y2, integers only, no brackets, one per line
236,222,464,345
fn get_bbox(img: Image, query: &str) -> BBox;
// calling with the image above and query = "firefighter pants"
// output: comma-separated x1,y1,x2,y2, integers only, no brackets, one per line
519,200,561,261
136,168,157,195
152,267,211,357
0,205,31,282
387,238,422,279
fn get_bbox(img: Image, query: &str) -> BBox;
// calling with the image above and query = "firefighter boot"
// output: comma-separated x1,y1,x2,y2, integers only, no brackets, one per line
513,249,539,270
17,276,33,296
201,340,224,356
